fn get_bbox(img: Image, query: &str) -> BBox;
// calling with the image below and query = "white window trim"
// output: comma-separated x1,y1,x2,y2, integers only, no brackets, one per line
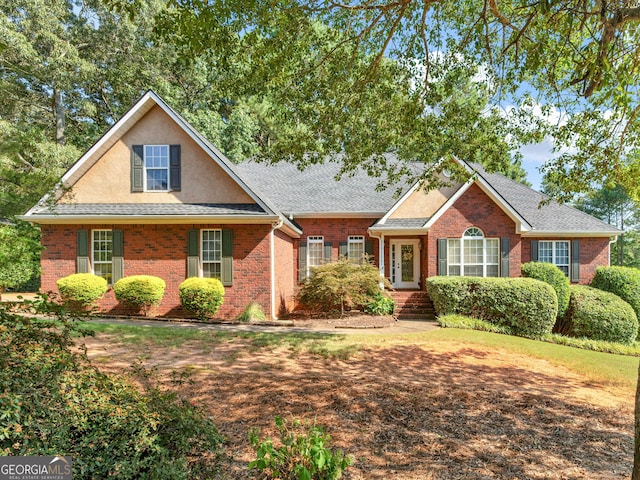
447,228,500,277
348,235,365,263
307,235,324,275
539,240,570,276
143,144,170,192
92,229,113,284
201,229,222,279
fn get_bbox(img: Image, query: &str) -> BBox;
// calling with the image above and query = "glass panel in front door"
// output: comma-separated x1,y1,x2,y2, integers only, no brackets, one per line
401,245,414,282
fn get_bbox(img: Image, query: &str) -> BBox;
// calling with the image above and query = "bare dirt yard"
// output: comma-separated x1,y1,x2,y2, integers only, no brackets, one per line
82,324,633,479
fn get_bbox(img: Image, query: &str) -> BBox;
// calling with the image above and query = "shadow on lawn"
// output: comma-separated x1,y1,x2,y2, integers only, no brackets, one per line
180,344,632,479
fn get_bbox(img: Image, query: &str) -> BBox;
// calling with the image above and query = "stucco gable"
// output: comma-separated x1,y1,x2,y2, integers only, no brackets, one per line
60,104,254,205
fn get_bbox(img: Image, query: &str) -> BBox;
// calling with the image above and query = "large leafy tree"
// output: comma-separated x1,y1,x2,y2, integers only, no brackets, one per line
575,184,640,267
141,0,640,200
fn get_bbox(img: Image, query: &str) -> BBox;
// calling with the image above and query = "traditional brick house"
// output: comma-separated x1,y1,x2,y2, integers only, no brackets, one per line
22,91,621,319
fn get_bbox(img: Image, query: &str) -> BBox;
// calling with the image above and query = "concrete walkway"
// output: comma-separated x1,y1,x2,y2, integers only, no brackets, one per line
89,317,440,335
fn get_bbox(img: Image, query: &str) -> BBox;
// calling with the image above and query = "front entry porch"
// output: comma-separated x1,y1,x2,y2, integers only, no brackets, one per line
389,238,421,289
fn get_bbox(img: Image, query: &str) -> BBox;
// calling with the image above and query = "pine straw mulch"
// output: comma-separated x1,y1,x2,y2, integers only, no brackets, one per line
83,330,634,479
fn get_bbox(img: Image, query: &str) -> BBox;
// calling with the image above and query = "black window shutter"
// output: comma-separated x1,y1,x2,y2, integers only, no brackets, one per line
298,242,307,282
500,237,510,277
131,145,144,192
221,229,233,286
571,240,580,283
170,145,181,191
437,239,447,275
77,230,89,257
365,239,374,257
187,229,199,278
530,240,539,261
324,242,332,263
339,241,348,258
112,230,124,257
77,230,90,273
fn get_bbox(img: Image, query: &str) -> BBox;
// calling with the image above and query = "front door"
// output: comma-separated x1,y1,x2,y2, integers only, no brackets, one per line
389,239,420,289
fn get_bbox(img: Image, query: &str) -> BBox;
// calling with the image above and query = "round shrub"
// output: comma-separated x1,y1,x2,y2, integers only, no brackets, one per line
113,275,165,314
179,277,225,320
564,285,638,345
591,266,640,321
56,273,108,309
521,261,570,318
426,276,558,338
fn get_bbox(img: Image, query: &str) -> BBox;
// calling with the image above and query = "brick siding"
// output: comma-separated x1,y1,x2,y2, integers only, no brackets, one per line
41,223,275,319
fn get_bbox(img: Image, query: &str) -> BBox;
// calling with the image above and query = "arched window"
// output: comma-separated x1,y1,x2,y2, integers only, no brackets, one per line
447,227,500,277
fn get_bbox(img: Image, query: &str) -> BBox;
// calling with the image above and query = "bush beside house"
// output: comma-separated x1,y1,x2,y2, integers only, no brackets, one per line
591,266,640,320
562,285,638,345
426,276,558,338
521,262,570,318
179,277,225,320
113,275,166,315
56,273,108,310
297,259,392,317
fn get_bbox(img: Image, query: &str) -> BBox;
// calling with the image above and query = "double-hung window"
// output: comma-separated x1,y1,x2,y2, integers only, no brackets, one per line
92,230,113,284
348,236,365,263
538,240,570,276
201,229,222,278
144,145,170,191
307,236,324,274
447,227,500,277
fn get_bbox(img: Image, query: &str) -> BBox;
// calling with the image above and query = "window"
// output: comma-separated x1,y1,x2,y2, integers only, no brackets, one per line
539,240,570,276
201,229,222,278
447,227,499,277
348,236,365,263
144,145,169,191
307,236,324,274
92,230,113,284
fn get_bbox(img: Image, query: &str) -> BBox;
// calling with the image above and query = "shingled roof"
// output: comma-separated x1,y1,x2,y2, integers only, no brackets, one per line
236,158,620,235
234,160,399,216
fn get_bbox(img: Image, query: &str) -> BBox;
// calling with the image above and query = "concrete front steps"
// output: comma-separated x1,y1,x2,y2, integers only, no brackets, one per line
389,290,436,321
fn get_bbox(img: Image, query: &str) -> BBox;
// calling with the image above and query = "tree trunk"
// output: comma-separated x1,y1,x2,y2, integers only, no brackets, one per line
54,88,65,145
633,361,640,480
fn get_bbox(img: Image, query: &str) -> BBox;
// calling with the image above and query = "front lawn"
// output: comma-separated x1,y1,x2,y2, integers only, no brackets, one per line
82,322,635,479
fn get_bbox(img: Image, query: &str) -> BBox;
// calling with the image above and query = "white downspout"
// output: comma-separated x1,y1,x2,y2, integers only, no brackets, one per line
369,232,385,289
609,235,618,266
270,220,283,320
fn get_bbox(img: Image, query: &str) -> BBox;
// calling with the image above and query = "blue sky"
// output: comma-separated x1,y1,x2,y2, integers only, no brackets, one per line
520,139,553,191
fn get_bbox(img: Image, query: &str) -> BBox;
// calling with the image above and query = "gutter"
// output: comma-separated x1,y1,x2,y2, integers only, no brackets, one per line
270,220,284,320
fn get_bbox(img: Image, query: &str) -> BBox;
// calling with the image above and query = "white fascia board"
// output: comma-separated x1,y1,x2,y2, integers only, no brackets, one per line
520,231,621,238
367,227,428,236
18,214,280,225
423,179,474,229
473,177,532,233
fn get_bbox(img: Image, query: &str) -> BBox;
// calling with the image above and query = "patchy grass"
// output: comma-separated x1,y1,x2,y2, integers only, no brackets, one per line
82,321,635,480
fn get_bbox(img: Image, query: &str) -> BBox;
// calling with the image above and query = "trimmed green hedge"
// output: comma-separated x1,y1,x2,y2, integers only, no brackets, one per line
521,261,570,318
179,277,225,320
113,275,165,314
426,276,558,338
591,266,640,321
564,285,638,345
57,273,108,309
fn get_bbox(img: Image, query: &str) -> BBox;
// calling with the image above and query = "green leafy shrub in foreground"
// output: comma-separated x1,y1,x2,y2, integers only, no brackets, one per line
179,277,225,320
426,276,558,338
0,299,223,478
56,273,108,309
114,275,166,315
591,266,640,322
364,291,395,316
298,258,391,317
563,285,638,345
521,261,570,318
249,416,352,480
